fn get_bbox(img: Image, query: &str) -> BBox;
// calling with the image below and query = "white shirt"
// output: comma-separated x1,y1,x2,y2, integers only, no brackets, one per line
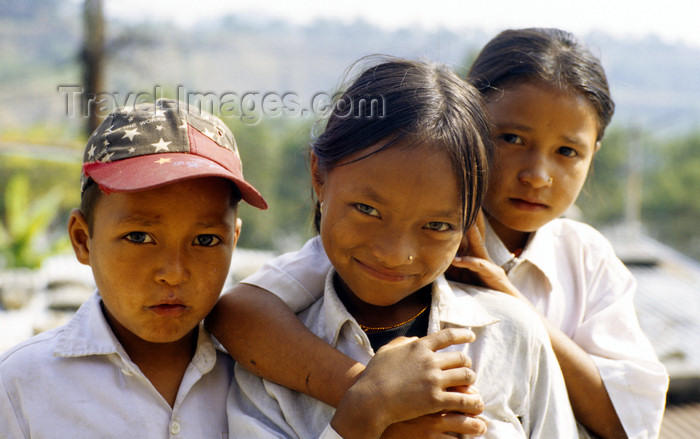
243,220,669,439
484,218,668,439
230,269,578,438
0,292,233,439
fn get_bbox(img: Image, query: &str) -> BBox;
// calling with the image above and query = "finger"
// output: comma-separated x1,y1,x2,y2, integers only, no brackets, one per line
441,367,477,388
437,392,485,416
475,209,486,239
380,335,419,350
435,350,472,369
420,328,475,352
437,412,488,437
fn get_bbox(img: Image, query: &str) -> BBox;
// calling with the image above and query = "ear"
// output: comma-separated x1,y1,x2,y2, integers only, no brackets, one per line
68,209,91,266
231,217,242,250
310,152,325,203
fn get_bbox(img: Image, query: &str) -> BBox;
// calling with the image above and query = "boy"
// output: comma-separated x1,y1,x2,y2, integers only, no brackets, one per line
0,99,267,438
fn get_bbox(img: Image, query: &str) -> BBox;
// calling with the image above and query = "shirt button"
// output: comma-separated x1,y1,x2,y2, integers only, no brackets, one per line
170,420,181,435
354,333,364,345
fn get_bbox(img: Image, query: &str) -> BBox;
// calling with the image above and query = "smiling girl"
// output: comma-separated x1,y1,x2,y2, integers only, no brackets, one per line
222,58,577,438
210,29,666,439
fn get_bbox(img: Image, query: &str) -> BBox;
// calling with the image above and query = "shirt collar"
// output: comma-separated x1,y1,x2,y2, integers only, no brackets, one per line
319,270,499,345
54,292,218,374
484,219,558,289
54,292,123,357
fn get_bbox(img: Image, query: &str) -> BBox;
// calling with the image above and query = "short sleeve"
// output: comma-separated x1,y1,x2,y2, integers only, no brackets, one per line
242,237,331,312
573,233,668,438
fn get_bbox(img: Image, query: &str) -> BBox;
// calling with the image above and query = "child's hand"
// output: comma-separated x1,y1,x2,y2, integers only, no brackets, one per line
331,328,484,439
445,209,524,301
380,411,487,438
445,209,489,285
450,255,523,300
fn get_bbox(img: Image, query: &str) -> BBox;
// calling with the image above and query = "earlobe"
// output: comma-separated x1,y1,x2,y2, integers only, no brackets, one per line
594,141,601,153
310,153,325,202
68,209,91,266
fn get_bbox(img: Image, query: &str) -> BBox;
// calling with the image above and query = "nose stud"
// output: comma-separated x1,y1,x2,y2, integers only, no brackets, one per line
547,177,553,184
408,255,414,262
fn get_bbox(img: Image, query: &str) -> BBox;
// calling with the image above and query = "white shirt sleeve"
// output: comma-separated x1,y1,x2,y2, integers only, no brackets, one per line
241,236,331,312
0,372,28,439
572,231,668,438
228,362,341,439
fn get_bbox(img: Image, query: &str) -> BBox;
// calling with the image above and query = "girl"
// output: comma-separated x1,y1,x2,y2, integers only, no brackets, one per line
223,58,577,438
211,29,667,437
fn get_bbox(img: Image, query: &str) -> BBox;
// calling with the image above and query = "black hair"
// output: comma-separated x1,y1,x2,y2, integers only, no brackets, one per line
312,57,493,233
467,28,615,140
80,179,242,236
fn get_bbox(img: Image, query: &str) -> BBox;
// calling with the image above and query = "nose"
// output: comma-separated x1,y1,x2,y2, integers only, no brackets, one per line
371,227,416,268
517,154,552,189
155,245,190,286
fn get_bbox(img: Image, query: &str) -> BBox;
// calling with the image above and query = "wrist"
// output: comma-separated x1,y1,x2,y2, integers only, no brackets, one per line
331,383,387,439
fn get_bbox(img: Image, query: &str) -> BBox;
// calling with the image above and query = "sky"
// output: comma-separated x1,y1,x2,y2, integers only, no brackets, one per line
102,0,700,48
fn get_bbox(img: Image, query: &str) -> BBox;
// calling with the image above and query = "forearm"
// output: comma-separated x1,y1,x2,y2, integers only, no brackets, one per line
205,284,363,407
542,319,627,439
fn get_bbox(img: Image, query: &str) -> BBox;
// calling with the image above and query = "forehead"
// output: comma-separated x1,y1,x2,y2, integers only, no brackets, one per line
93,178,236,223
487,80,599,145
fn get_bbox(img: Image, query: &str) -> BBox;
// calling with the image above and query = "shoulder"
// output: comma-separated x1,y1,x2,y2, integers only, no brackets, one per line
545,218,615,253
448,283,548,343
0,325,65,376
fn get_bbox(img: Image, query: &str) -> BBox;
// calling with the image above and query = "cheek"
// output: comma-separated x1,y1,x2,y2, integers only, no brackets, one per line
423,238,462,273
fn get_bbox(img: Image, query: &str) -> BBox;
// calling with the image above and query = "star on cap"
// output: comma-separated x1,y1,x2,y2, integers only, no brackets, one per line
155,125,164,131
201,128,215,139
152,138,172,152
122,128,140,141
179,119,188,130
155,157,172,164
87,144,96,159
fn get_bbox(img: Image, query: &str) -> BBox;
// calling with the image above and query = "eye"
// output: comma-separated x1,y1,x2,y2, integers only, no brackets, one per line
193,234,221,247
557,146,578,157
501,133,524,145
354,203,380,217
123,232,153,244
424,222,452,232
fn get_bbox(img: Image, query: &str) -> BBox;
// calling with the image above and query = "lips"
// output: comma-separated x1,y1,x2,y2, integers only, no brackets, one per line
148,303,188,316
354,259,412,282
509,197,548,212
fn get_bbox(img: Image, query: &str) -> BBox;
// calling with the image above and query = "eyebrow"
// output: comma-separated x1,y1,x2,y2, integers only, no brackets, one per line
355,185,387,205
115,215,163,227
358,186,462,221
496,122,533,133
497,123,590,148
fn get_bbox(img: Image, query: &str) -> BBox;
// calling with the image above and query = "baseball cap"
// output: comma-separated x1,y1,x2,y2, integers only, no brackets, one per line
81,99,267,209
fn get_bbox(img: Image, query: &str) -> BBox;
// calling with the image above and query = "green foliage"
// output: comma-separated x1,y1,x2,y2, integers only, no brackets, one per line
0,174,71,268
576,126,631,225
229,118,316,251
643,131,700,260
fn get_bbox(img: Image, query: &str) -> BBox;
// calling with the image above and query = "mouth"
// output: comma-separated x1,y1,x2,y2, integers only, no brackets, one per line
354,259,412,283
148,303,188,317
509,197,548,212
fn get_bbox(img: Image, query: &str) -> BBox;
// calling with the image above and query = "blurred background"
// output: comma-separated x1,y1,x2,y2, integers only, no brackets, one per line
1,0,699,435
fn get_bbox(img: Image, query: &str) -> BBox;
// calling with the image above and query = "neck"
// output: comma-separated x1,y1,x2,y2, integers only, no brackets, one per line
101,303,197,407
485,215,531,253
333,274,432,329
